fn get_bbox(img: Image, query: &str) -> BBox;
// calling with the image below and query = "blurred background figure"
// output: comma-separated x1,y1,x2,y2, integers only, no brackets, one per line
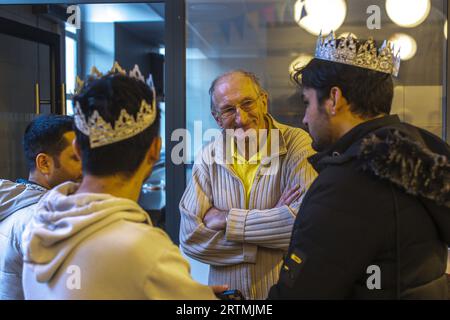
0,114,81,300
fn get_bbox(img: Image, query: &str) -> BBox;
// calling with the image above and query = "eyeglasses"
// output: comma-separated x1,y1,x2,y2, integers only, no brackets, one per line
216,95,262,119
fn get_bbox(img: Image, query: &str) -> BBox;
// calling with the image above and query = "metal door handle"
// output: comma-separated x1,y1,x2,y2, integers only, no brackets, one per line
61,83,66,115
35,83,40,115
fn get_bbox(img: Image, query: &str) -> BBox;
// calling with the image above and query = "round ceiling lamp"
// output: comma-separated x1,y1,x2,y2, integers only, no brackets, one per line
294,0,347,36
386,0,431,28
389,33,417,61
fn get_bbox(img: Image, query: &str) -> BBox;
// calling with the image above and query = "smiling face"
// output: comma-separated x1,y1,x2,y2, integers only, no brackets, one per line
302,87,334,152
211,73,268,140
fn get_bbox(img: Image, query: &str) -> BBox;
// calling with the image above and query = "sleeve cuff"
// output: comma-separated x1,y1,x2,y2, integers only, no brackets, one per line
225,208,248,242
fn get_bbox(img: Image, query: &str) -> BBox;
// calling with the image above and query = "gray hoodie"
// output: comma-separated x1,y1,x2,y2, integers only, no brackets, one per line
0,179,47,300
0,179,46,222
21,181,216,300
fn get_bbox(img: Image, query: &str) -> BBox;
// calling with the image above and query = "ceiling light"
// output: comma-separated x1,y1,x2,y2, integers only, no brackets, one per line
389,33,417,61
294,0,347,36
386,0,430,28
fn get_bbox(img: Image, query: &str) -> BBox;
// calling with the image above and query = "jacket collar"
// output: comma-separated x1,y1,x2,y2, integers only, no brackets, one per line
16,179,48,192
308,115,401,172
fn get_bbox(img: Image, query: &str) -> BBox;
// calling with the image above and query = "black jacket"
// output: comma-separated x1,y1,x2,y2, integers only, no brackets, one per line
268,115,450,299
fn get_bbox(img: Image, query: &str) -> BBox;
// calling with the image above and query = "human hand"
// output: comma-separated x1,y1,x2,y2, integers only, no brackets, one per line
203,207,228,231
275,184,301,208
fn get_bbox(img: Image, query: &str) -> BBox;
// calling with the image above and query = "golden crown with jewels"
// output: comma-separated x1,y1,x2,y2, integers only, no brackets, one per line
74,62,157,149
315,31,401,76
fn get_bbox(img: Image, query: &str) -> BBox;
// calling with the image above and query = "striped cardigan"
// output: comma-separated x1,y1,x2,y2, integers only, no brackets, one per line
179,116,317,299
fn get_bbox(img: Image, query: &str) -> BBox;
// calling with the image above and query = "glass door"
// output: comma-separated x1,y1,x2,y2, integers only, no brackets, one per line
0,14,58,180
0,1,185,245
184,0,449,284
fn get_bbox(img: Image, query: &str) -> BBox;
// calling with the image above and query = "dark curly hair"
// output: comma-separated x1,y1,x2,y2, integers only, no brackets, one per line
292,44,394,119
73,73,160,177
23,115,74,171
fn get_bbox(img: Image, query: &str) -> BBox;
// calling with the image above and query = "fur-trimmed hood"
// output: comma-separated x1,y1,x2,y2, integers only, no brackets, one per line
309,115,450,246
358,126,450,246
359,129,449,208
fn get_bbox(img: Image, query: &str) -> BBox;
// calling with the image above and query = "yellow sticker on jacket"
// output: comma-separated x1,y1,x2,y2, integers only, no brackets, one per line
290,253,302,264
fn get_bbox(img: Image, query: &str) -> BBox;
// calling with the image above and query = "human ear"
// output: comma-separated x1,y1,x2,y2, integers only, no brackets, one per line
329,86,345,116
35,153,52,175
148,136,162,163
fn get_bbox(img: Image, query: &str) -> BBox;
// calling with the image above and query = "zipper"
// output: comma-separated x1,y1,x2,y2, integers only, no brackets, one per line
220,163,247,209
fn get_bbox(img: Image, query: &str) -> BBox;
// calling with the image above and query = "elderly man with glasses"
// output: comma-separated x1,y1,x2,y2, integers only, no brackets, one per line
179,70,317,299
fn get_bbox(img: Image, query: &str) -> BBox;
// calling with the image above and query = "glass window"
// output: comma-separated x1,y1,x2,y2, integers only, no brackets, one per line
186,0,447,144
0,32,52,179
185,0,447,284
65,33,77,116
66,24,77,35
65,2,167,228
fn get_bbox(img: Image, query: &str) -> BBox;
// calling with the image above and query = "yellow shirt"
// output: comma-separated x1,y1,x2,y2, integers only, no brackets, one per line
231,121,272,208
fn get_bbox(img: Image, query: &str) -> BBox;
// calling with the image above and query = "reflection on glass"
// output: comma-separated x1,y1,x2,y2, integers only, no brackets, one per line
66,24,77,34
184,0,447,285
68,2,166,217
386,0,431,28
445,20,447,39
295,0,347,35
389,33,417,61
65,36,76,94
84,3,163,23
66,99,74,116
186,0,447,156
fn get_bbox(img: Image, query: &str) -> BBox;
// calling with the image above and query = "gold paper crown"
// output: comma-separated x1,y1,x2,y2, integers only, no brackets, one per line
315,32,401,76
74,62,157,149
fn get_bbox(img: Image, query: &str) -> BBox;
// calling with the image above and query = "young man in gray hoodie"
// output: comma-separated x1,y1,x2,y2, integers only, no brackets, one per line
0,115,82,299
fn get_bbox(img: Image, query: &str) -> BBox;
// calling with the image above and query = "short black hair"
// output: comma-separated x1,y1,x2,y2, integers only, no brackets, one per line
73,73,160,176
23,115,74,171
293,55,394,118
